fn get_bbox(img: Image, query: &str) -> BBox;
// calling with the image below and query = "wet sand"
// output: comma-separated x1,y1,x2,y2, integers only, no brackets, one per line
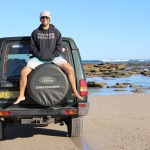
0,94,150,150
84,94,150,150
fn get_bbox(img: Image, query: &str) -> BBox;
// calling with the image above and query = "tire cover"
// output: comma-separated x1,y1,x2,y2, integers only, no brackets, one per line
27,63,69,106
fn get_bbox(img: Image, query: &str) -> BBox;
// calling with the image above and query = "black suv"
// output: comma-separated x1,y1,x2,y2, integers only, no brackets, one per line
0,36,89,140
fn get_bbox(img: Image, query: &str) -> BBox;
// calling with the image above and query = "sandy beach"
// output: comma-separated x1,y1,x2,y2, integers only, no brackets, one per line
0,93,150,150
84,93,150,150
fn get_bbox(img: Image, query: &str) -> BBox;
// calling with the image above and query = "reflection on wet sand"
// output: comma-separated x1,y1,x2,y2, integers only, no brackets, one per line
70,137,91,150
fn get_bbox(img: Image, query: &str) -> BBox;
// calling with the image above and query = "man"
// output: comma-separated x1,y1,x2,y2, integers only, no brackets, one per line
14,10,83,104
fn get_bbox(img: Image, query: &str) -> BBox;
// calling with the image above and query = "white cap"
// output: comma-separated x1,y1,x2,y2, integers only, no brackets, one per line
40,10,51,19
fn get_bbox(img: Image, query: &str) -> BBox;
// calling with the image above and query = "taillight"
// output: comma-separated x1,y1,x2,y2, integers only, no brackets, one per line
0,111,11,116
78,103,87,107
79,80,88,96
64,110,77,115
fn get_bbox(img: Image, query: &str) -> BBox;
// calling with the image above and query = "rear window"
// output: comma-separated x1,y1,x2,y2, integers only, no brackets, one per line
2,41,69,79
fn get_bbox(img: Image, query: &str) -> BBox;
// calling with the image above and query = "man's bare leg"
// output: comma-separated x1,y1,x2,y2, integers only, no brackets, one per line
59,63,84,100
14,66,32,104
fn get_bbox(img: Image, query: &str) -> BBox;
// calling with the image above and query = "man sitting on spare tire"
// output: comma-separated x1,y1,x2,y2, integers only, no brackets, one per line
14,10,83,104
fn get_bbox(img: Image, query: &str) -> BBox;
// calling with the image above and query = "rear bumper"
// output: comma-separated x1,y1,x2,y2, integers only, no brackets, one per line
0,102,89,117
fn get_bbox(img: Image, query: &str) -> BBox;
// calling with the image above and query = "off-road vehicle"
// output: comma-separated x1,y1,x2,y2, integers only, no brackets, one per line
0,36,89,140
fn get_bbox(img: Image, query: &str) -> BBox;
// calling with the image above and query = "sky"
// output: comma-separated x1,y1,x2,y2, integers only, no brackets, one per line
0,0,150,60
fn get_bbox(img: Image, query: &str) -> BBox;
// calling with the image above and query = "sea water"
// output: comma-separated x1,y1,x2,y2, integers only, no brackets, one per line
86,75,150,96
83,59,150,96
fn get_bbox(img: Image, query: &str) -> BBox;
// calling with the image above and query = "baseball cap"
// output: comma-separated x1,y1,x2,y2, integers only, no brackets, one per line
40,11,51,19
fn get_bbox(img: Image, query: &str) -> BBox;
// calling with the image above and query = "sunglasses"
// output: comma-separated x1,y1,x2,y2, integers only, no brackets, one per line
41,16,50,19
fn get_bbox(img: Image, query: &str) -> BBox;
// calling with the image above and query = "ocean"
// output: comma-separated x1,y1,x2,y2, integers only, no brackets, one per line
82,59,150,64
82,59,150,96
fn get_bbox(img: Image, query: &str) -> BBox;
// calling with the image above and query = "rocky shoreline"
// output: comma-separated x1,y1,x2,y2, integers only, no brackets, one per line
83,62,150,93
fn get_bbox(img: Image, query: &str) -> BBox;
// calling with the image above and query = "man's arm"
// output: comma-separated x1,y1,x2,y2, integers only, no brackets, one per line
30,31,41,58
52,30,62,57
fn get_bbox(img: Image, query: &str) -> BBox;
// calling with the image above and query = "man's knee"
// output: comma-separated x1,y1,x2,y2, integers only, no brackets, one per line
59,63,74,74
21,66,32,77
67,65,74,73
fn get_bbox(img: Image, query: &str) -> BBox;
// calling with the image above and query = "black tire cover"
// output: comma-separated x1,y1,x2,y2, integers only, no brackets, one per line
27,63,69,106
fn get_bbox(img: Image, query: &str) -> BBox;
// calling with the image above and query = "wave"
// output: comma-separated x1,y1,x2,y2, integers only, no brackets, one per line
101,59,129,62
139,59,145,62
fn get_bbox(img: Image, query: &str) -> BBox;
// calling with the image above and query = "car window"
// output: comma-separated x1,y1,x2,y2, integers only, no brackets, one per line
2,41,30,79
3,41,70,79
61,44,69,63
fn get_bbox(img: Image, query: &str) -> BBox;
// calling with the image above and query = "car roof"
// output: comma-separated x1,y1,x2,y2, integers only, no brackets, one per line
0,36,78,50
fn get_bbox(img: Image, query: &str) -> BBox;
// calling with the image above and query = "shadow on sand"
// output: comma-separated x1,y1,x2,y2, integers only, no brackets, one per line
4,124,67,139
3,124,92,150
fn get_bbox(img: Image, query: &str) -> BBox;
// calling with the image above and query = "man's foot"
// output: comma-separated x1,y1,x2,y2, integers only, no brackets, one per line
72,93,84,100
13,96,25,105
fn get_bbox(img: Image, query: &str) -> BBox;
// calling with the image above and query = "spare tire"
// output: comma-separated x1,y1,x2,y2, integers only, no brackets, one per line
27,63,69,106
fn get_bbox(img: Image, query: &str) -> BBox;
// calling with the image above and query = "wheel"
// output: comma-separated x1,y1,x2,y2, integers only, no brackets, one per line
0,121,4,140
66,117,83,137
27,63,69,106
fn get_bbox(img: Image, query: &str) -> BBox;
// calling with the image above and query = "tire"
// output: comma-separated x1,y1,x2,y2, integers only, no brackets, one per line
27,63,69,106
0,121,4,140
66,117,83,137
